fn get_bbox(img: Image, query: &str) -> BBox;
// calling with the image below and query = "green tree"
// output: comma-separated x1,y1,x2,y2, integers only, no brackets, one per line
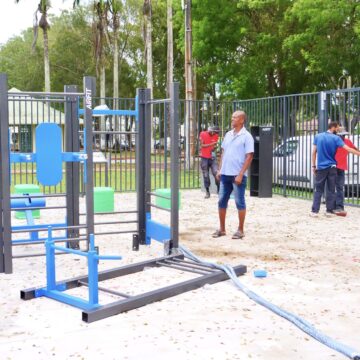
15,0,53,92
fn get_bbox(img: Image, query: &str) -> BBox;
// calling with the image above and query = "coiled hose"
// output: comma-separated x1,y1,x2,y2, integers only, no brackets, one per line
179,245,360,360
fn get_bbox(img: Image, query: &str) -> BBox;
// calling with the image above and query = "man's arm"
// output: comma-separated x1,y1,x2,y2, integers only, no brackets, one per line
312,145,317,174
200,138,217,148
343,144,360,156
215,149,224,181
234,153,254,185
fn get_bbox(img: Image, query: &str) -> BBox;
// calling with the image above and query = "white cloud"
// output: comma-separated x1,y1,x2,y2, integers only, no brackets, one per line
0,0,76,45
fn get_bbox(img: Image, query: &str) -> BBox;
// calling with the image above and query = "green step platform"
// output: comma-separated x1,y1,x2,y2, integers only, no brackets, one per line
94,187,114,213
155,188,181,210
14,184,41,220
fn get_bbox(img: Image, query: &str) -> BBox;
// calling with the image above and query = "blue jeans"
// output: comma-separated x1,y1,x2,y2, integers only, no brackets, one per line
218,175,247,210
335,169,345,210
200,157,219,190
311,167,337,213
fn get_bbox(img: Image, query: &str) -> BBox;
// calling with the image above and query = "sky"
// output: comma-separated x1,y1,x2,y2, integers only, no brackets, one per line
0,0,76,45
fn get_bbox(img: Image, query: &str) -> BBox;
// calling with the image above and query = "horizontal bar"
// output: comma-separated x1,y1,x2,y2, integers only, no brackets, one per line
173,258,216,270
78,281,131,298
84,131,138,135
94,220,138,226
147,203,171,212
12,237,88,246
9,91,83,97
8,98,66,103
11,205,66,211
164,259,214,272
94,230,138,236
36,289,97,311
147,192,171,200
13,251,68,258
148,99,170,104
78,109,137,116
11,224,87,233
10,193,67,199
80,210,138,216
51,245,89,257
156,261,210,275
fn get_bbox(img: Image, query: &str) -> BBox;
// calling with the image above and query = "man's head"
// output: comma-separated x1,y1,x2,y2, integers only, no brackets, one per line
231,111,246,130
328,121,339,134
337,126,349,139
208,125,220,135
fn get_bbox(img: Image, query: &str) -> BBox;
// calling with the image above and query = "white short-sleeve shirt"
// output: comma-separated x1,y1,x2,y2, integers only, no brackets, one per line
220,127,254,176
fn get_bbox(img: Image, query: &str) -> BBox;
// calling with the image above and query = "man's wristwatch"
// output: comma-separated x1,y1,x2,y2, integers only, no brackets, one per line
312,165,316,168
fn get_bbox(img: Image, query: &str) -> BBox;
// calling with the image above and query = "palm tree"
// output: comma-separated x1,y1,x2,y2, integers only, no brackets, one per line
166,0,173,98
143,0,153,98
108,0,122,102
74,0,109,102
183,0,194,167
16,0,51,92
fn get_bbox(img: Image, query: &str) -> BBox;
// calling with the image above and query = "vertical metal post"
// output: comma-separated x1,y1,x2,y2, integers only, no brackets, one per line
83,77,95,249
88,234,99,306
0,73,12,273
170,83,180,251
136,89,147,245
65,85,80,249
46,227,56,290
282,96,288,197
318,91,327,133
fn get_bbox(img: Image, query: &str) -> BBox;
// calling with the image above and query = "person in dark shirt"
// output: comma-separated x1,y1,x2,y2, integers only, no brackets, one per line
310,122,360,217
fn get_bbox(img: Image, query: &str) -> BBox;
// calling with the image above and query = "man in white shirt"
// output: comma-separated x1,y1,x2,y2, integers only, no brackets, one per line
213,111,254,239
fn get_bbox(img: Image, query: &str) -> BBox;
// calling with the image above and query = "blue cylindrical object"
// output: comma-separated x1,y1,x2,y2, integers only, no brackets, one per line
10,197,46,209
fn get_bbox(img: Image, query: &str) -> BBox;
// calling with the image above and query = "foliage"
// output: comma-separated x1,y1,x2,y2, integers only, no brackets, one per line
2,0,360,100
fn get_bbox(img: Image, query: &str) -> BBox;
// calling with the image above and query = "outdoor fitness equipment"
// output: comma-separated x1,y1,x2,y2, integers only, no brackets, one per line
0,73,247,322
0,75,96,273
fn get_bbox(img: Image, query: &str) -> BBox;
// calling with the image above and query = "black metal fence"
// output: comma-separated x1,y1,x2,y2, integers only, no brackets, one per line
7,87,360,207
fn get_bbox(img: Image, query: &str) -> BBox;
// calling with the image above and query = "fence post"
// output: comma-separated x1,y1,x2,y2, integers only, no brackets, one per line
0,73,12,273
136,88,151,245
282,96,288,197
318,91,327,133
170,82,180,252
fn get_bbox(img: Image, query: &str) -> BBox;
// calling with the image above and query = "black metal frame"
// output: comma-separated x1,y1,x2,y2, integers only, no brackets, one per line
14,80,247,322
0,74,97,273
21,254,246,323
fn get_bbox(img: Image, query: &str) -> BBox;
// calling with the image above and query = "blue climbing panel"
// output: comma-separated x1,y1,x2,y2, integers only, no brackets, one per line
36,123,63,186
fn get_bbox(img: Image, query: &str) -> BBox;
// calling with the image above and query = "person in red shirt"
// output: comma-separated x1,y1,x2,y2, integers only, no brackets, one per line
199,126,220,198
334,127,358,216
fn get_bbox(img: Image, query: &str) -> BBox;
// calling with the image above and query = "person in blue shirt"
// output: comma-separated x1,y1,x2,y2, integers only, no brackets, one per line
212,111,254,239
310,121,360,217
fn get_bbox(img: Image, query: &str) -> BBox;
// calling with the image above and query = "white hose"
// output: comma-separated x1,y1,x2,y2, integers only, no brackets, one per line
179,245,360,360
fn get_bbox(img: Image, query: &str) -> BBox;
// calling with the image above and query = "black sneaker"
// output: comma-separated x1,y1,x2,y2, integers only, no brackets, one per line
324,211,336,217
205,191,210,199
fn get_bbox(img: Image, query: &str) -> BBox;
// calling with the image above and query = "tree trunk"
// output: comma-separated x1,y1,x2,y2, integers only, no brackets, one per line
43,27,51,92
113,19,119,146
166,0,173,98
100,65,106,149
184,0,194,168
145,7,153,98
144,0,154,150
113,28,119,102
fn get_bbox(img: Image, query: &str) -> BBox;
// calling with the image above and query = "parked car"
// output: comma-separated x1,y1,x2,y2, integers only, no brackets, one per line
272,135,360,195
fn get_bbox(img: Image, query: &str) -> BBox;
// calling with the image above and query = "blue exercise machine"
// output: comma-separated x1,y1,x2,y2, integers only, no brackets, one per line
10,123,87,246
